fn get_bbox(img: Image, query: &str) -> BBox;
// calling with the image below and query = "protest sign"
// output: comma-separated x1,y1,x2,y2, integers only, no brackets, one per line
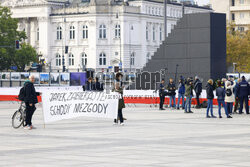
42,90,119,123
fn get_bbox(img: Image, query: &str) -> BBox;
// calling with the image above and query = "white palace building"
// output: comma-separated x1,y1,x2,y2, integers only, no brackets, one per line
1,0,212,72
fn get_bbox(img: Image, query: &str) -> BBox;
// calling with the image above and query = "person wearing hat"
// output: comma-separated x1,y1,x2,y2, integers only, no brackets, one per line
236,76,249,114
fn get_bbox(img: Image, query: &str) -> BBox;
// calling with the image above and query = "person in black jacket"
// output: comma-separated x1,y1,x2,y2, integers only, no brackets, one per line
194,76,202,108
159,79,166,110
93,77,104,91
86,77,93,91
23,75,41,130
167,78,176,109
206,79,216,118
237,76,249,114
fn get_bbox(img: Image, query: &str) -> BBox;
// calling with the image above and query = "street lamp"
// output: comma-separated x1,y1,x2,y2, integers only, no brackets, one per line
129,25,134,72
164,0,167,40
233,62,237,73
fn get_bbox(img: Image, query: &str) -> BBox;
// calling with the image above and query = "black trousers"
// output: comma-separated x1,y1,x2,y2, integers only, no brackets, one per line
234,97,240,112
114,109,124,123
196,93,201,106
25,102,36,126
239,96,249,114
159,94,165,109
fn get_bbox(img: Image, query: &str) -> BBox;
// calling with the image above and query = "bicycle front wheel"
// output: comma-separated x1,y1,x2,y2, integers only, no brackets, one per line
12,110,24,129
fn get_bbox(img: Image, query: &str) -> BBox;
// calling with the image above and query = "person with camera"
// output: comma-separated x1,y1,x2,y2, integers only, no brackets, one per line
177,77,185,110
159,79,166,110
194,76,202,109
206,79,216,118
184,78,194,113
225,78,236,115
167,78,176,109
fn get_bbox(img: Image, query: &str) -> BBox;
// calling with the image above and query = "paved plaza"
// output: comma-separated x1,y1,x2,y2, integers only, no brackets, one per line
0,101,250,167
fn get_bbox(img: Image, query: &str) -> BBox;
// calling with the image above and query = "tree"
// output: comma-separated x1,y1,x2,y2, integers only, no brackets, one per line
14,43,38,71
0,6,38,71
227,24,250,73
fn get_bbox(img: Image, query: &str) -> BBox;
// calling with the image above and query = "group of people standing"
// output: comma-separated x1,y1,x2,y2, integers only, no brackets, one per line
206,76,249,118
159,75,250,118
159,76,203,113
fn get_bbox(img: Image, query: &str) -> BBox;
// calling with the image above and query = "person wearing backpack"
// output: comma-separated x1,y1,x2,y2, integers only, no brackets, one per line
225,79,236,115
206,79,216,118
216,81,232,118
23,75,41,130
237,76,249,114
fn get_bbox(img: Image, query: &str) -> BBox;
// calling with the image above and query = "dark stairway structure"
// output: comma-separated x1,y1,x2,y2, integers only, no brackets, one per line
134,12,227,90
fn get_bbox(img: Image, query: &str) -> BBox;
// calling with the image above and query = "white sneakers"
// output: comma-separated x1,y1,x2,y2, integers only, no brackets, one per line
113,123,125,126
24,126,32,130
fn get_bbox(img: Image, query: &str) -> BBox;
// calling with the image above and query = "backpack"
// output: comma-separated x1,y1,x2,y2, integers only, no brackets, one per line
226,88,232,96
18,86,26,101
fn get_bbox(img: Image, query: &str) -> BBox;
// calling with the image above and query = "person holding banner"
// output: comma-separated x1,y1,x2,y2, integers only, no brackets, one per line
114,73,125,126
23,75,41,130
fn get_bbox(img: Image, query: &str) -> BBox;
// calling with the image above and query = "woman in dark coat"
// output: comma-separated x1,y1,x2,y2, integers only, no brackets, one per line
206,79,216,118
114,73,125,126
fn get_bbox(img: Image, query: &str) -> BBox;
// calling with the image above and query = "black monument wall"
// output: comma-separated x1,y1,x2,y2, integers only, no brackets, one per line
137,13,226,89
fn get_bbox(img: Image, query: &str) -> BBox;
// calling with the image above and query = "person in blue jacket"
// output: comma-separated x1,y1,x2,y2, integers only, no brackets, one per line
216,81,232,118
177,77,185,110
237,76,249,114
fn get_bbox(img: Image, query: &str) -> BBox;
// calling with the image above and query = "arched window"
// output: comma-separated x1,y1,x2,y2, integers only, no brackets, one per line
83,25,88,39
82,53,87,66
99,24,106,39
159,26,162,41
115,24,121,38
37,28,39,41
146,53,150,63
69,53,74,66
99,53,106,65
153,26,156,41
130,52,135,66
70,26,75,39
146,26,149,40
56,54,61,66
57,26,62,40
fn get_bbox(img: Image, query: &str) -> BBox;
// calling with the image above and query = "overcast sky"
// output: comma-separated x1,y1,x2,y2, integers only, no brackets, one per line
195,0,210,6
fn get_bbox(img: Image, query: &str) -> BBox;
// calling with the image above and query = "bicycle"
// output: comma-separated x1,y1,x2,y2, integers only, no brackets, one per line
12,99,26,129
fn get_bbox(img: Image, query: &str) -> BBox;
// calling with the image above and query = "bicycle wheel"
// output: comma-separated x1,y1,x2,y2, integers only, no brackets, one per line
12,110,24,129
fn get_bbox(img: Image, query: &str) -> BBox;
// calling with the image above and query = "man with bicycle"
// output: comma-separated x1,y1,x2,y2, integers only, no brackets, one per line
23,75,41,130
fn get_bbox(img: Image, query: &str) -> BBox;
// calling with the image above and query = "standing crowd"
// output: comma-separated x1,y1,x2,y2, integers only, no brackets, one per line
158,75,250,118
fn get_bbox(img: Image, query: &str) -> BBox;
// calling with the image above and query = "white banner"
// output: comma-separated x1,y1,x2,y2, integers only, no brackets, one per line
42,90,119,123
